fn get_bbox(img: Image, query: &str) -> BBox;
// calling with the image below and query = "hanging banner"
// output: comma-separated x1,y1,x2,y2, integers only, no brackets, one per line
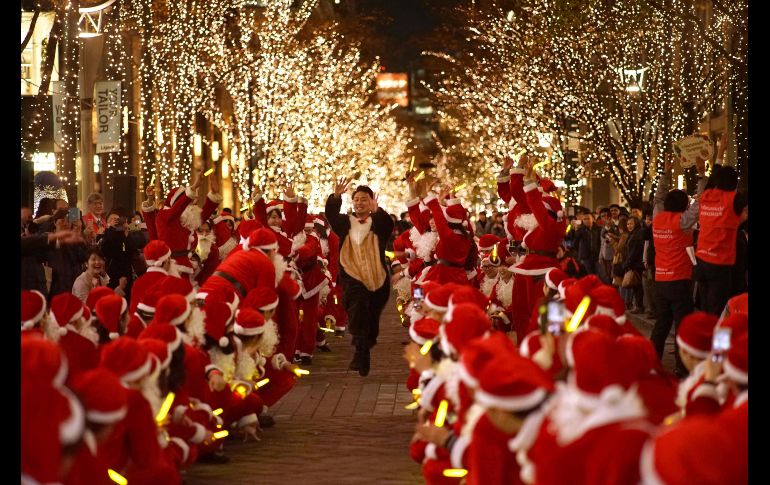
51,80,63,153
93,80,121,153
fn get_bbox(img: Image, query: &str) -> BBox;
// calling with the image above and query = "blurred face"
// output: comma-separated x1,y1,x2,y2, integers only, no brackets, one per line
631,208,643,219
556,246,565,259
428,217,437,232
55,199,68,211
610,207,620,219
86,254,105,275
54,217,67,231
627,219,636,232
132,215,142,225
267,211,282,228
107,213,121,227
583,214,594,227
483,265,498,278
261,309,275,321
89,199,104,216
352,191,372,216
198,223,211,236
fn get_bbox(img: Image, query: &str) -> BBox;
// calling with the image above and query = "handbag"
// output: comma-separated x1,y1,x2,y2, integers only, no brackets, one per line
621,269,640,288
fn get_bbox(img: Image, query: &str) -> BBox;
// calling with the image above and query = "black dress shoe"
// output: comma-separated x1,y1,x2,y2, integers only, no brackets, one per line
358,348,370,377
334,329,345,338
258,414,276,428
348,348,362,371
316,343,332,352
300,355,312,365
197,452,230,464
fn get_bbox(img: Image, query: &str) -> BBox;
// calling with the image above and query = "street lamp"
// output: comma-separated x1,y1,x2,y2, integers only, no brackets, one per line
77,0,116,38
616,66,648,93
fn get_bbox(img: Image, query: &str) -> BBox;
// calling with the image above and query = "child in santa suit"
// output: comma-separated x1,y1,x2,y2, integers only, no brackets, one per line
421,192,475,286
252,186,301,257
48,293,100,381
130,240,172,315
293,215,329,364
405,187,439,271
21,289,51,337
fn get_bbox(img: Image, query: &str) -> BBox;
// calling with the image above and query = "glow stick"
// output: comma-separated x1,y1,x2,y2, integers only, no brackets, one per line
385,250,395,259
420,340,433,355
256,378,270,388
414,170,426,182
443,469,468,478
320,326,335,333
409,155,415,172
150,174,155,186
108,469,128,485
294,368,310,376
155,392,175,424
566,296,592,333
404,401,420,410
204,168,215,177
434,399,449,427
212,430,229,440
453,183,467,192
491,244,498,262
212,408,224,416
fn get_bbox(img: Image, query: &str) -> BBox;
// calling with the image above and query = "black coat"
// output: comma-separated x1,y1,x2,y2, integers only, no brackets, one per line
624,227,646,272
575,224,602,263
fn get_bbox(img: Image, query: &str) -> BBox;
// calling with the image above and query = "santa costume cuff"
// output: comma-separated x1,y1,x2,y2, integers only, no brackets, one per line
510,168,526,176
497,175,511,183
184,186,197,199
207,191,224,204
406,197,421,207
450,436,469,469
446,198,461,206
523,183,539,193
283,195,298,203
189,423,207,444
141,200,156,212
422,194,438,205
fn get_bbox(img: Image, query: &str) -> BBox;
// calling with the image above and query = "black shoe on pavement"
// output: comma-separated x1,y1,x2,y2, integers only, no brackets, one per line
335,330,345,338
358,348,370,377
197,452,230,465
316,344,332,352
348,351,361,371
258,414,276,428
300,355,312,365
293,354,302,364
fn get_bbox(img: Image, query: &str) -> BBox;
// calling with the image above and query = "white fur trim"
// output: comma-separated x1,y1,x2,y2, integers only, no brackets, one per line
476,388,547,412
424,293,448,313
523,183,538,193
146,249,172,267
675,335,710,360
724,358,748,385
423,194,437,205
59,387,85,445
439,325,456,357
189,422,207,444
409,327,429,345
450,435,470,469
184,186,197,200
405,197,421,207
234,322,265,337
510,168,526,175
169,437,190,463
510,263,554,276
420,376,444,413
168,187,185,207
218,337,229,347
446,198,461,206
457,362,478,389
173,404,187,422
86,406,127,424
237,413,259,428
302,279,329,300
443,208,462,224
424,442,438,461
137,302,156,313
691,382,720,401
121,356,153,384
207,191,224,204
205,364,223,375
213,214,235,225
108,332,119,340
734,390,748,408
497,175,511,183
271,353,288,371
639,439,666,485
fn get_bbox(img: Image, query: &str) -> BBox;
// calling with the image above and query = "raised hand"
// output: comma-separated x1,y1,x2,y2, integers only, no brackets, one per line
210,174,220,194
371,192,379,213
190,171,202,191
502,156,514,172
145,185,155,199
333,177,350,197
285,184,296,199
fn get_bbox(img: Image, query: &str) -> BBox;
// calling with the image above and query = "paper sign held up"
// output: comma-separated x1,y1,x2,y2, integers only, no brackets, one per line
673,135,712,168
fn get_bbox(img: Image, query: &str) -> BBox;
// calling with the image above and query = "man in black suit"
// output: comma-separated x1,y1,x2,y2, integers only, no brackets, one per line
325,177,394,376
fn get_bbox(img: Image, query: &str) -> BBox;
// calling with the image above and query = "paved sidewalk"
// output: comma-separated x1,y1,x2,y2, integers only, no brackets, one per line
186,294,423,484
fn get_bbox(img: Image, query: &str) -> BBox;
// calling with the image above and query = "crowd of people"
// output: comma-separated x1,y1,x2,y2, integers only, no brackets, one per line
21,145,748,483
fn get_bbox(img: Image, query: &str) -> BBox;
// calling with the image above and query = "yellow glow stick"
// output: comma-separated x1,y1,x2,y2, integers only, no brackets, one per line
453,183,467,192
108,469,128,485
566,296,592,333
385,250,395,259
155,392,175,424
443,469,468,478
256,378,270,388
414,170,426,182
299,309,304,320
150,174,155,186
294,368,310,376
212,430,229,440
434,399,449,427
409,155,415,172
491,244,498,262
320,326,335,333
516,148,527,159
420,340,433,355
212,408,224,416
533,160,550,171
232,383,249,397
333,295,338,305
405,401,420,410
204,168,215,177
216,423,222,429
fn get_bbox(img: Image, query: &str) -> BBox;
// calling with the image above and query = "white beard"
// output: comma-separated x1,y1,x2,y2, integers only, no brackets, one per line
496,277,514,308
480,275,499,297
515,213,538,232
209,348,237,382
411,227,438,261
196,233,216,262
235,351,257,382
272,253,287,287
394,276,412,300
320,238,330,258
140,367,163,417
184,307,206,347
180,204,203,231
218,237,237,261
256,319,280,358
291,231,307,254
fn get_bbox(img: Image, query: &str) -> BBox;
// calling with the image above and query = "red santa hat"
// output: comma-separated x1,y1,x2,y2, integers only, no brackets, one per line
424,285,454,313
243,227,278,252
304,214,319,229
538,177,558,193
589,285,628,323
138,323,183,355
139,338,173,371
557,277,577,300
439,303,492,356
164,186,187,207
725,292,748,316
717,312,748,340
160,276,196,303
236,219,263,240
69,368,128,424
50,293,86,336
563,275,603,316
242,287,280,312
475,355,554,411
408,317,440,345
443,203,467,224
213,210,235,225
137,285,164,315
676,312,718,360
458,332,518,389
21,336,68,388
544,268,568,292
21,290,47,330
639,416,744,485
94,294,127,340
86,286,115,312
519,330,564,377
449,285,489,311
153,294,192,327
585,314,624,339
614,334,660,387
565,328,621,397
100,337,153,384
542,195,564,220
724,332,748,385
266,200,284,216
144,240,172,267
477,234,500,252
204,300,232,348
234,308,266,337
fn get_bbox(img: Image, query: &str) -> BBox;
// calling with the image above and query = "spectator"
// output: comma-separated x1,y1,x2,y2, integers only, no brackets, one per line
83,192,108,236
72,247,112,303
46,209,88,297
475,211,493,236
557,244,583,277
563,215,580,250
641,211,657,319
21,206,33,236
574,212,602,275
610,215,629,288
490,212,506,239
100,209,136,299
33,197,56,233
623,216,646,313
397,211,413,233
599,207,619,284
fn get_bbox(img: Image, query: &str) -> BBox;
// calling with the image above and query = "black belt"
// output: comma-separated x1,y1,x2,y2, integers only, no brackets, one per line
213,270,246,298
438,259,465,269
525,249,557,258
171,250,191,258
423,259,437,267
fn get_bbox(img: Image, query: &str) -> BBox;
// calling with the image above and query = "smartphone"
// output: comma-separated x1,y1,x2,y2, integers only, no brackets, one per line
711,328,731,362
547,300,565,336
68,207,80,223
413,287,425,301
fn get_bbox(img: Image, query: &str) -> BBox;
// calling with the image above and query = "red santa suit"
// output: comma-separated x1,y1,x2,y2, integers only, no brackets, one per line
212,212,238,261
294,219,328,359
421,195,473,285
153,185,222,277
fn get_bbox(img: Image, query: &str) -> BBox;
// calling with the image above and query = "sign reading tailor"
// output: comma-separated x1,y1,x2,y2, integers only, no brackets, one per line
51,81,63,153
672,134,713,169
94,81,121,153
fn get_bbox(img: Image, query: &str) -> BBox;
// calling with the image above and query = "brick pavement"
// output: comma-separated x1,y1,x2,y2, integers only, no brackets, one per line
186,294,423,484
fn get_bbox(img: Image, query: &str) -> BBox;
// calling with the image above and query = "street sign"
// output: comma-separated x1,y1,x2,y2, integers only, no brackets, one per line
93,80,121,153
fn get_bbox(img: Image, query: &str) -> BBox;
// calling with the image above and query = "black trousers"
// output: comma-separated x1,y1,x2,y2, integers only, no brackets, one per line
340,273,390,350
694,258,733,315
651,279,693,374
